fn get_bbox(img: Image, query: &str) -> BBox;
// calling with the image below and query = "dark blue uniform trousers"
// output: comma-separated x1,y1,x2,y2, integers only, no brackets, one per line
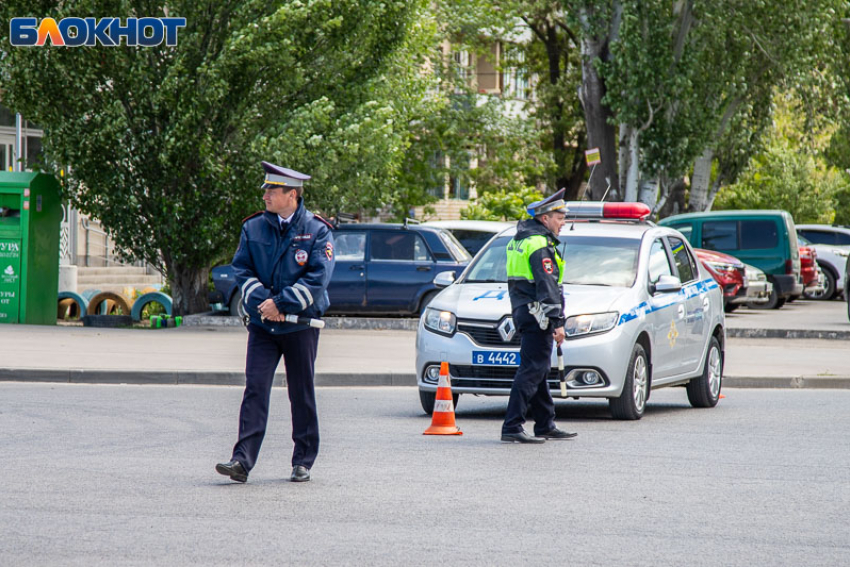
232,324,320,472
502,309,556,436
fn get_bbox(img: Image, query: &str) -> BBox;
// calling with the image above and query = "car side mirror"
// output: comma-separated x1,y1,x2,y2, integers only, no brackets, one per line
654,274,682,293
434,271,456,288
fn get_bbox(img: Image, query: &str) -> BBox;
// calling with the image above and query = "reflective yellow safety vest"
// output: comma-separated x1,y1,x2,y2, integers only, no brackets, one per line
506,234,564,284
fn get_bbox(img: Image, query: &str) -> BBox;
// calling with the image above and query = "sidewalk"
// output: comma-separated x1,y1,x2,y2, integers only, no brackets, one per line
1,310,849,387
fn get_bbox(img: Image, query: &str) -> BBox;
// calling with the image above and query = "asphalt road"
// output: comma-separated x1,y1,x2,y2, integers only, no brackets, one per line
1,384,848,566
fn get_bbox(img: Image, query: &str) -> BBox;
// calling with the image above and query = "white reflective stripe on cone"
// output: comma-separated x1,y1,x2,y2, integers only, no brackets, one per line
437,374,451,388
434,399,454,413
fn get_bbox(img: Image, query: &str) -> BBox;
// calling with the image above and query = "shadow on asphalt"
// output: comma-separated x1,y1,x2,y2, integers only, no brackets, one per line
403,398,695,422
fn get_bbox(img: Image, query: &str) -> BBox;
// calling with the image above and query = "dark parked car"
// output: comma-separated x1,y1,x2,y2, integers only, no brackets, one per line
211,223,471,317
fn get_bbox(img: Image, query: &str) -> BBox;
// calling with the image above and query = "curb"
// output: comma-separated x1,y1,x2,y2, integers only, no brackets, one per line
183,313,850,337
2,368,850,389
726,328,850,340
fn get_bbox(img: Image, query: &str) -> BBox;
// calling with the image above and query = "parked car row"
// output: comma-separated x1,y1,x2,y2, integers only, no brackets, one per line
658,212,848,310
210,210,848,321
211,222,471,317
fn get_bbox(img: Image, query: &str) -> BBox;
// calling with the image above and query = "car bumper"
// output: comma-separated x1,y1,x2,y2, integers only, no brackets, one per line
416,319,633,399
804,271,826,294
743,280,773,303
772,274,803,298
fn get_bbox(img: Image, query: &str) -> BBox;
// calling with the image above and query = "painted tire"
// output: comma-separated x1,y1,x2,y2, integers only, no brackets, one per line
85,291,133,317
57,291,88,320
130,292,173,322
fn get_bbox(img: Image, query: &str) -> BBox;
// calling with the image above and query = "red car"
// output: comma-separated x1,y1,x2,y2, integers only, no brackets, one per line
694,248,747,312
799,245,817,287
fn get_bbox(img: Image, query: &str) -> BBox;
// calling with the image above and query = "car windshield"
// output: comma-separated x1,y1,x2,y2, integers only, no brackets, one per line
464,235,640,287
438,229,472,262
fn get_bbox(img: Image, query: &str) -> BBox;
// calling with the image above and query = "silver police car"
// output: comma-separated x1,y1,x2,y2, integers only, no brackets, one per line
416,202,726,420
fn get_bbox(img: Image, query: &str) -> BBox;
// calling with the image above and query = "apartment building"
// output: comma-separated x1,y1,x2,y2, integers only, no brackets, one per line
415,33,535,221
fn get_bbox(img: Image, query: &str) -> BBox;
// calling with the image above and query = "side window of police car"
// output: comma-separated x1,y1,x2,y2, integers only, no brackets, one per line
668,236,697,283
648,239,673,288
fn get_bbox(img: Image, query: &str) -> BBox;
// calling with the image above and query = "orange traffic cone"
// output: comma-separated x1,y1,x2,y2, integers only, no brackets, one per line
423,362,462,436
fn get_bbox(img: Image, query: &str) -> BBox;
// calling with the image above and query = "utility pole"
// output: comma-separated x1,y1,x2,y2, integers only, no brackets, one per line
14,113,22,172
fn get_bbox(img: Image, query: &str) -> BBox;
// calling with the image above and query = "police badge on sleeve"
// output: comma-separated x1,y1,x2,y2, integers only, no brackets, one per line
325,242,334,261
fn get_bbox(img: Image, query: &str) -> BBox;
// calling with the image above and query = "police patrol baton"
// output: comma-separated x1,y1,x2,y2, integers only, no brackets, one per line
556,343,567,398
280,314,326,329
245,313,326,329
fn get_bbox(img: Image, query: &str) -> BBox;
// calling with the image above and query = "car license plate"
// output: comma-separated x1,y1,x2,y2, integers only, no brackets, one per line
472,351,520,366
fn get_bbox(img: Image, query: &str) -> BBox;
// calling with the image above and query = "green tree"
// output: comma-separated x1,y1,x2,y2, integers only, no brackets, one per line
0,0,428,314
714,93,850,223
461,186,543,221
434,0,586,200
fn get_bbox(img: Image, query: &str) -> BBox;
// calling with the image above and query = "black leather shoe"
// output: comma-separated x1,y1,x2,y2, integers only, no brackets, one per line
535,427,578,440
291,465,311,482
216,460,248,483
501,430,545,444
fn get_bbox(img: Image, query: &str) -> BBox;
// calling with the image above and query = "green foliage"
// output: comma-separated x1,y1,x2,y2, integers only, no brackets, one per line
0,0,429,312
714,144,846,224
461,186,542,221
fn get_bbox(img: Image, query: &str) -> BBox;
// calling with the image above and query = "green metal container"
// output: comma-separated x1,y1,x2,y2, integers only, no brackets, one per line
0,172,62,325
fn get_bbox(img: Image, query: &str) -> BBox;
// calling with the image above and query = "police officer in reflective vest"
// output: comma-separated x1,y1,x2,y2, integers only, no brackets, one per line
502,189,577,443
217,161,335,482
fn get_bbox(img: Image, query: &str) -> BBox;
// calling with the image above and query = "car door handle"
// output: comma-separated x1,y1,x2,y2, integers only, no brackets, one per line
349,265,365,270
677,305,685,320
416,266,432,272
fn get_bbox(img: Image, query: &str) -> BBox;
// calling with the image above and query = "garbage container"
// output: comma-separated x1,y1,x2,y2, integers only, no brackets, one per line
0,172,62,325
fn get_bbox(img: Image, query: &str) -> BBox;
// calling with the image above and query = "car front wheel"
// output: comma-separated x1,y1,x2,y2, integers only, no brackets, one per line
419,389,460,415
687,336,723,408
609,343,648,420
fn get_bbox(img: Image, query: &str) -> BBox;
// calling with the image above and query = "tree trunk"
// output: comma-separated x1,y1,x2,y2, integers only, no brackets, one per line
688,147,714,212
658,177,687,219
579,7,621,201
621,125,640,202
168,263,211,316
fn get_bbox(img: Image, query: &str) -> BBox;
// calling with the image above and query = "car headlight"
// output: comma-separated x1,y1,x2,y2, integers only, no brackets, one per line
423,307,457,336
565,312,619,338
706,260,739,273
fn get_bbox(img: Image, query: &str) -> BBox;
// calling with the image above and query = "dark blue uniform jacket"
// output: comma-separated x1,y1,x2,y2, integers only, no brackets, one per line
232,200,335,334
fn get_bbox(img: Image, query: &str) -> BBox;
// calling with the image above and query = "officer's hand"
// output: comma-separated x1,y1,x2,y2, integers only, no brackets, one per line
258,298,281,320
553,326,566,345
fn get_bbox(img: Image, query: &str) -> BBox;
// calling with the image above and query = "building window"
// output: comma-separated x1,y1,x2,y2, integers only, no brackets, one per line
452,49,472,92
428,152,446,199
502,45,528,100
449,152,471,201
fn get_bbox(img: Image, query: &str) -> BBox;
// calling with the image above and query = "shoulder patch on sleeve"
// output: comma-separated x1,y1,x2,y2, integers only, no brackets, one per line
313,214,334,230
242,211,263,224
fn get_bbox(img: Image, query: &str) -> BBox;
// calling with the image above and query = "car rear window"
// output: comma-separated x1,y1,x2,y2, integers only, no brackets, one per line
799,230,836,245
449,229,493,256
370,231,432,262
740,220,778,249
464,235,640,287
702,219,778,250
702,221,737,250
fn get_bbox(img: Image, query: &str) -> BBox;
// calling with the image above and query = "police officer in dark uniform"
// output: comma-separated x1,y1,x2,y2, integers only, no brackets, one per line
501,189,577,443
216,161,335,482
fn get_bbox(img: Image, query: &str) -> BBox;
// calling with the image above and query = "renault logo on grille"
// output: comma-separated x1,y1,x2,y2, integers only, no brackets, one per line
498,317,516,342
